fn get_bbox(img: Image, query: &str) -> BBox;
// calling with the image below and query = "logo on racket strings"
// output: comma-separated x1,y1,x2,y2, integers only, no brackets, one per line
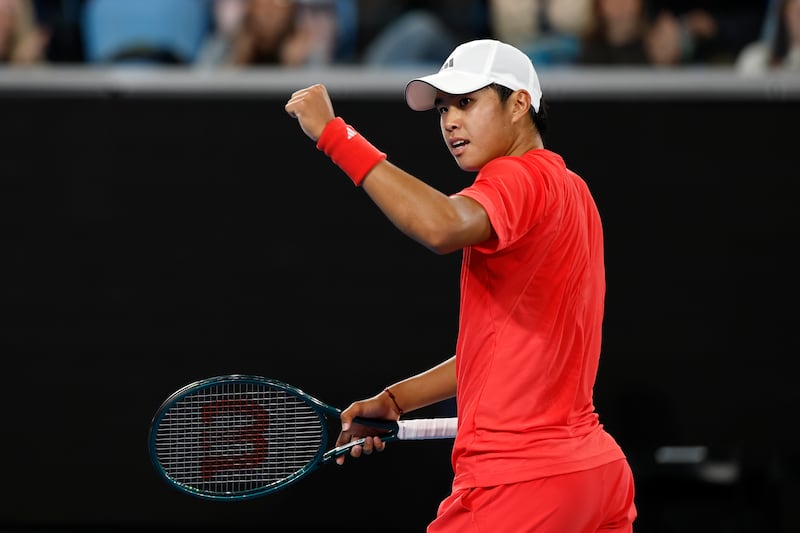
200,399,268,480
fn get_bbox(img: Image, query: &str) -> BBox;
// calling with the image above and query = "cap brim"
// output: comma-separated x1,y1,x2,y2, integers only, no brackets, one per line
405,71,494,111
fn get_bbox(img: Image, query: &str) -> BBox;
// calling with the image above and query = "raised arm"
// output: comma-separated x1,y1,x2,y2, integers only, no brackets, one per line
360,161,491,254
285,83,492,254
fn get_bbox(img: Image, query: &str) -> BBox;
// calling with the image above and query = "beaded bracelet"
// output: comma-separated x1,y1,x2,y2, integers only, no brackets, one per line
384,387,404,416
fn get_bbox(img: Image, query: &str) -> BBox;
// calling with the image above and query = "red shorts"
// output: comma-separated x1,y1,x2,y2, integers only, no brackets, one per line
428,459,636,533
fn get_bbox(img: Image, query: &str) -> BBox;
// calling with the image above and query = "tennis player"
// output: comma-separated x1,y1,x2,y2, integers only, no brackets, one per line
285,39,637,532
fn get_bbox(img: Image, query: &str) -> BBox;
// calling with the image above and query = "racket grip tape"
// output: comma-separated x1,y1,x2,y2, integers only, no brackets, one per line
397,418,458,440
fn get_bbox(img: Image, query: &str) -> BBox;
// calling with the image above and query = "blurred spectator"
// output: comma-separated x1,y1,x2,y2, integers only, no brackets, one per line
197,0,351,67
361,8,455,66
488,0,592,66
647,1,766,65
577,0,656,65
357,0,488,66
194,0,247,65
81,0,212,64
0,0,48,64
33,0,85,63
737,0,800,74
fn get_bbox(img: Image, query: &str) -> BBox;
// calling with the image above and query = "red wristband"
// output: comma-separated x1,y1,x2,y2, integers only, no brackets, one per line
316,117,387,186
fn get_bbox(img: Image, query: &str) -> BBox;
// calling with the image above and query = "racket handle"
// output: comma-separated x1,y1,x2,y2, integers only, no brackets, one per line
322,417,458,462
397,418,457,440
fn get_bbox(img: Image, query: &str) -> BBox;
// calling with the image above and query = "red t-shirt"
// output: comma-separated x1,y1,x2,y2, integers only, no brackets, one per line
451,148,625,489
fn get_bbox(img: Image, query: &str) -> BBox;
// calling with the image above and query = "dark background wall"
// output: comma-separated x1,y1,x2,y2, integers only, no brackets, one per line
1,81,797,532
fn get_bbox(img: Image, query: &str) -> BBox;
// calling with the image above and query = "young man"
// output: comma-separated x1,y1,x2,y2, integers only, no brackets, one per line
285,39,637,532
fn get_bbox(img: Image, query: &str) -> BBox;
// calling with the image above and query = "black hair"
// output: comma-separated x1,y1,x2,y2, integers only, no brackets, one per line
489,83,549,138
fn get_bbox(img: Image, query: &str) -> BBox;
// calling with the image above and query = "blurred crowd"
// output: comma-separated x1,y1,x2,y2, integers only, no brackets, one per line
0,0,796,74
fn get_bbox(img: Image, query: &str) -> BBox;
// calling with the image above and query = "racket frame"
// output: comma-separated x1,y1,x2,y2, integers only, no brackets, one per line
148,374,398,500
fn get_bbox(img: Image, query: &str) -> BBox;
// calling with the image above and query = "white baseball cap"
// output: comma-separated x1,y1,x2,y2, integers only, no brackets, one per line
405,39,542,113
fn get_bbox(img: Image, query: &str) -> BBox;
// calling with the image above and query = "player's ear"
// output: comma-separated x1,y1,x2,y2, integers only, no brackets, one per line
510,90,532,123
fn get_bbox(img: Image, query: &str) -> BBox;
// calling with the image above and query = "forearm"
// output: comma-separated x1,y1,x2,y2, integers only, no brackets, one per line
362,160,491,254
313,115,491,253
362,161,452,251
384,356,456,414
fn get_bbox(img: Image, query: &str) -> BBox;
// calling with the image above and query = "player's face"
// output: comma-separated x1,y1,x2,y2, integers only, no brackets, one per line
435,87,517,172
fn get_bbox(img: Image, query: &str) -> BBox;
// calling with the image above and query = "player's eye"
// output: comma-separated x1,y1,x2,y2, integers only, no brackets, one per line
458,97,471,108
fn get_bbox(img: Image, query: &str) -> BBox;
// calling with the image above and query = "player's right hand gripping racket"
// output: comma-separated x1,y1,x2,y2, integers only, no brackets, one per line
148,374,457,500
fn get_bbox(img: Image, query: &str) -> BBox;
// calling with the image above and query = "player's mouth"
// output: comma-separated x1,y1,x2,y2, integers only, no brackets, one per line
450,138,469,156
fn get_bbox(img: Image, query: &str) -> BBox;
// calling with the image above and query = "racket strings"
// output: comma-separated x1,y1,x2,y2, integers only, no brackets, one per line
154,382,324,496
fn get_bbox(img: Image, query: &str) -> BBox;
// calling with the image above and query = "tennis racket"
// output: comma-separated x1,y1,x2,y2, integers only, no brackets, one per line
148,374,457,500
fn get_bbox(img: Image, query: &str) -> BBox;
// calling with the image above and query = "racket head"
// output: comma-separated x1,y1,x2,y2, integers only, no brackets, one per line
148,374,339,500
